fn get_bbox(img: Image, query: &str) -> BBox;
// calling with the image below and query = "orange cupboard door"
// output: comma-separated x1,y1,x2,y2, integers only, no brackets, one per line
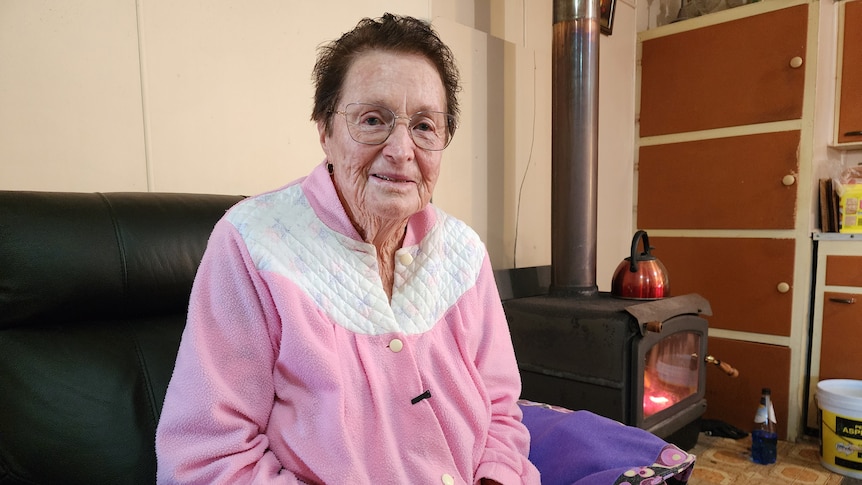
825,255,862,287
836,0,862,144
639,4,808,137
819,291,862,380
648,237,795,336
637,131,800,230
703,337,791,441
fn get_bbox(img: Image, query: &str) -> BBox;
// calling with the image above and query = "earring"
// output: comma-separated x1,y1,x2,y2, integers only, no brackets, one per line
327,163,334,174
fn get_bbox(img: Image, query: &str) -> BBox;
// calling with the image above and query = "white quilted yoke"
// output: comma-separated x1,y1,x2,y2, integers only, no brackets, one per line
229,185,486,336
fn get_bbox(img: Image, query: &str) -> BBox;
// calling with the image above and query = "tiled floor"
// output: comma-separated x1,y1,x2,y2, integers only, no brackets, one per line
687,433,862,485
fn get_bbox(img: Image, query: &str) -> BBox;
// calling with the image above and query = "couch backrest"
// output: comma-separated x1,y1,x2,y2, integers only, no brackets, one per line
0,191,243,484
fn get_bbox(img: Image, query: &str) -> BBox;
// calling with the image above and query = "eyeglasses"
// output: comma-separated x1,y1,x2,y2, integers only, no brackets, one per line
334,103,455,151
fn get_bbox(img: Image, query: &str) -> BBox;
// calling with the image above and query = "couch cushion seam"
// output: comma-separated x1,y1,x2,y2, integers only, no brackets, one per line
97,193,130,300
127,321,160,430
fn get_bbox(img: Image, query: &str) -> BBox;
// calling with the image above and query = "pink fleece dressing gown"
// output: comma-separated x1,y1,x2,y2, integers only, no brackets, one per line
155,161,540,485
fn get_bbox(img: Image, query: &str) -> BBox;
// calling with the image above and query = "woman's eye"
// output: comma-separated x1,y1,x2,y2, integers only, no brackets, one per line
360,115,384,126
413,120,435,132
356,108,393,127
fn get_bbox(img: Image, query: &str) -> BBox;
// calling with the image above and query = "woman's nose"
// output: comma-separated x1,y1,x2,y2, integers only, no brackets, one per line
384,122,416,158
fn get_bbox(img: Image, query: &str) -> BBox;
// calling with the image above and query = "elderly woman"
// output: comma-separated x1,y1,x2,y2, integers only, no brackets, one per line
156,13,540,485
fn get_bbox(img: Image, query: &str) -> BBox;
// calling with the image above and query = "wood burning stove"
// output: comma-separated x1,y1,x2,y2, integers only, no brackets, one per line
504,291,710,450
497,269,711,450
506,0,713,451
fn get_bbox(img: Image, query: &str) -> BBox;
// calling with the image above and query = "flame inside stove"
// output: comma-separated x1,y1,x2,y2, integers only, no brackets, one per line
642,332,701,418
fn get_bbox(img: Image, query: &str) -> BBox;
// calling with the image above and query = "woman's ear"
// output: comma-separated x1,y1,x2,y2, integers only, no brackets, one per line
317,120,329,156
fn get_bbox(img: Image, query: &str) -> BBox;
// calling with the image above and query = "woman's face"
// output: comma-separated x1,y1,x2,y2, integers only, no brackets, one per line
319,50,447,228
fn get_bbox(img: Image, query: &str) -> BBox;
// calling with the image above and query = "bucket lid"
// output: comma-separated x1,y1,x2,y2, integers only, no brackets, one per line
816,379,862,408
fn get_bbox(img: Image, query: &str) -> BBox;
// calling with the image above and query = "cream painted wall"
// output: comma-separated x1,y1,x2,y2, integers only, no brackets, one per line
596,0,639,288
0,1,148,190
136,1,431,195
431,1,556,270
0,0,639,289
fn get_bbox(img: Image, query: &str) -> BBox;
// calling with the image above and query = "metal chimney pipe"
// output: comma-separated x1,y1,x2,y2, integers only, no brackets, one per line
550,0,600,297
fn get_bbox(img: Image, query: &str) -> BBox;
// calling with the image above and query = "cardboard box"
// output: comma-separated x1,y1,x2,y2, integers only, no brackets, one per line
839,184,862,233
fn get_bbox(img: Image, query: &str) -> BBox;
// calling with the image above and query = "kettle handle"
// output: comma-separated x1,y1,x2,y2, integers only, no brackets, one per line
628,230,651,272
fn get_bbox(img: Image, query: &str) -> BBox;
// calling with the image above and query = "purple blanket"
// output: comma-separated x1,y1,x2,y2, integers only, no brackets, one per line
518,401,696,485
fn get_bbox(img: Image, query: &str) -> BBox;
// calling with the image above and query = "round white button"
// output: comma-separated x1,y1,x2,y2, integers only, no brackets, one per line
399,252,414,265
389,338,403,353
441,474,455,485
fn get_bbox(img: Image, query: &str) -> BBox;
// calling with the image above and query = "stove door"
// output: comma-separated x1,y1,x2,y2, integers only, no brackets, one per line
636,314,708,433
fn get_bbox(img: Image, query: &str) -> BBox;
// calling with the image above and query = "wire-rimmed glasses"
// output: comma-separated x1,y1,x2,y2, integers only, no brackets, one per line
334,103,455,151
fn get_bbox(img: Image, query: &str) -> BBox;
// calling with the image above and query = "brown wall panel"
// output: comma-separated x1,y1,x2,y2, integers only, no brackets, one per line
649,236,794,336
639,4,807,137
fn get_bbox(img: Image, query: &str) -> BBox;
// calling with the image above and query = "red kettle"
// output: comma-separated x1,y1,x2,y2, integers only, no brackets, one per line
611,230,670,300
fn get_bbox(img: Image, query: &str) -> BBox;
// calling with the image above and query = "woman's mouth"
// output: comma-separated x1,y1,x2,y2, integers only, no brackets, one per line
372,173,412,183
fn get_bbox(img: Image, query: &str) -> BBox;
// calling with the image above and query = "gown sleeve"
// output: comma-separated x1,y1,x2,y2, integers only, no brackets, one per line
156,220,300,484
472,256,542,485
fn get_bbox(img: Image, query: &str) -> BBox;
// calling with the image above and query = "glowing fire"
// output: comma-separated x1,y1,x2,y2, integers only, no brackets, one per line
643,391,675,416
642,332,701,418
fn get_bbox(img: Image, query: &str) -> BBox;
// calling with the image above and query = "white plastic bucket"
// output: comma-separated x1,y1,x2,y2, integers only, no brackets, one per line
816,379,862,479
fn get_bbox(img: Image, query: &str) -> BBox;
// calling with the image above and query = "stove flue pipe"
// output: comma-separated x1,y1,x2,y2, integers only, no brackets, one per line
550,0,600,297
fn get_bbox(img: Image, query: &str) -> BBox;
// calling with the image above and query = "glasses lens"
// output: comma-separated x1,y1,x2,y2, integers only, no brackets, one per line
409,112,453,151
344,104,393,145
341,103,454,150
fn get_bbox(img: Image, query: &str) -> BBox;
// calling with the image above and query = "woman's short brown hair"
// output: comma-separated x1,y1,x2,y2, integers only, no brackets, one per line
311,13,460,137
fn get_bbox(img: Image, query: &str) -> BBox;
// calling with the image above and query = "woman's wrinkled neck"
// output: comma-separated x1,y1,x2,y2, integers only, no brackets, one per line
364,215,409,300
332,170,408,300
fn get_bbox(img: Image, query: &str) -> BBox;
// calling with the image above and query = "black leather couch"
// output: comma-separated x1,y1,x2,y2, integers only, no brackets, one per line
0,190,700,485
0,191,244,484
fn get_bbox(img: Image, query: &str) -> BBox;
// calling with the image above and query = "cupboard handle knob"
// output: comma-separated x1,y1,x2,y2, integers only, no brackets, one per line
828,297,856,304
844,131,862,137
790,56,803,68
777,282,791,293
782,175,796,186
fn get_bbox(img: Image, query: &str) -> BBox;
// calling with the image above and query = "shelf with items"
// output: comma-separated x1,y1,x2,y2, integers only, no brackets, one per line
816,165,862,234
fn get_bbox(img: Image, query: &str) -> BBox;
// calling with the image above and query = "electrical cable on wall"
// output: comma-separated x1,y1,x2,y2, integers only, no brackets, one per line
512,48,537,268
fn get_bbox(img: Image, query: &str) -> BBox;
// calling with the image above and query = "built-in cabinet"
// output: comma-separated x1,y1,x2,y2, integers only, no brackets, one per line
806,237,862,430
834,0,862,148
637,0,817,441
